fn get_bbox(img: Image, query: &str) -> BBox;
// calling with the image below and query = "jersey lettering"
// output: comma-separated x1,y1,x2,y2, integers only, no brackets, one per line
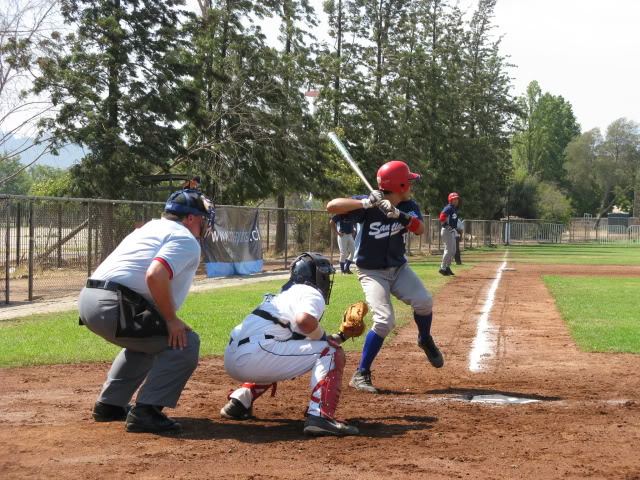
368,221,405,239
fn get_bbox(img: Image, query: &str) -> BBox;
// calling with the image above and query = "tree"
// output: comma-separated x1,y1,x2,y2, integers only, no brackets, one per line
33,0,192,200
512,80,581,186
0,0,59,186
0,156,31,194
564,118,640,226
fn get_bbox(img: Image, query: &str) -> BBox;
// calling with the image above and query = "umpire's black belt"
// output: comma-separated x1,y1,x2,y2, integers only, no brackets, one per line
86,279,120,292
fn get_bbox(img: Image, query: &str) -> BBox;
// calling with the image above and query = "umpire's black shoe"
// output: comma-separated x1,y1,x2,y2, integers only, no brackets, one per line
349,369,378,393
220,398,252,420
418,336,444,368
304,415,359,437
445,267,455,276
92,401,131,422
125,404,182,434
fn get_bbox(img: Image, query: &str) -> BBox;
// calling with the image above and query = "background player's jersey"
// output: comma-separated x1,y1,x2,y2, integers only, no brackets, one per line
345,196,423,269
331,213,354,234
440,204,459,229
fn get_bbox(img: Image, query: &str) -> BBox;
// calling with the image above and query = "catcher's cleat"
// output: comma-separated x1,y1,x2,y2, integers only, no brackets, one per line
349,369,378,393
303,415,359,437
125,404,182,434
418,336,444,368
92,401,131,422
220,398,252,421
445,267,455,276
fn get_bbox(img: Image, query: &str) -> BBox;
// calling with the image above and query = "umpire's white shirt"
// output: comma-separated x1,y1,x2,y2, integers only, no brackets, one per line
91,218,201,310
229,284,326,342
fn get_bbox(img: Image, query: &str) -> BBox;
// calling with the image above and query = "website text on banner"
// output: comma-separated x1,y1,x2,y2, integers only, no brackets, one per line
202,208,263,277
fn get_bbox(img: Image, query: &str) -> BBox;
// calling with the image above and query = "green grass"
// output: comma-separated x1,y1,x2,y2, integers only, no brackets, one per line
0,262,469,368
501,244,640,265
543,275,640,353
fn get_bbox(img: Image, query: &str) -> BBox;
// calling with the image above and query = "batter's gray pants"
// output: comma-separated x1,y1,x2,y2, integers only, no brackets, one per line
441,227,457,269
78,287,200,408
356,263,433,338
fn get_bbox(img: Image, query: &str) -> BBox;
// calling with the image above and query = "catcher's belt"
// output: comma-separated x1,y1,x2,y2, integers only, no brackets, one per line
229,334,275,346
252,308,306,340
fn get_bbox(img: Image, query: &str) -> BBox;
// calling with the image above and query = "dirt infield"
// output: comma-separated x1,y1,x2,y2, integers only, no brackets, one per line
1,261,639,479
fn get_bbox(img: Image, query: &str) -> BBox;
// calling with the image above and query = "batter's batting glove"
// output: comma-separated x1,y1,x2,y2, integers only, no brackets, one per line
378,199,400,218
361,190,385,209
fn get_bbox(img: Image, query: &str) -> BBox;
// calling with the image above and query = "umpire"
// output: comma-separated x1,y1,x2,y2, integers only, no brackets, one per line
78,188,214,434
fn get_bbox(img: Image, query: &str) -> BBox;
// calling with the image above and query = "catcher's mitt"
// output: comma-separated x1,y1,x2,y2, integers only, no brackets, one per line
339,301,368,338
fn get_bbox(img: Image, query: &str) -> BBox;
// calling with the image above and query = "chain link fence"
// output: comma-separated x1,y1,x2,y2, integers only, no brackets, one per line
2,193,639,304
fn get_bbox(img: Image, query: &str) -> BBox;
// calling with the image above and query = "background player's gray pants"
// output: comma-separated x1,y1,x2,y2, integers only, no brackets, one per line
441,228,457,269
356,263,433,338
337,234,355,263
78,287,200,408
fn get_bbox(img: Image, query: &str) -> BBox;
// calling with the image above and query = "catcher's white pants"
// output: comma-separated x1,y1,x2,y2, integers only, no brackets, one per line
440,227,457,269
224,336,342,417
356,263,433,338
337,234,355,263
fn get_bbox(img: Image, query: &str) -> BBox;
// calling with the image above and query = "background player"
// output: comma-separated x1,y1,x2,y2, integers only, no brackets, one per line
220,252,359,437
326,161,444,393
440,192,460,276
329,214,356,274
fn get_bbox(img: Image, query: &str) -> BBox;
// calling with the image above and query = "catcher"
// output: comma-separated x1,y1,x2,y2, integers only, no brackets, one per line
220,252,367,437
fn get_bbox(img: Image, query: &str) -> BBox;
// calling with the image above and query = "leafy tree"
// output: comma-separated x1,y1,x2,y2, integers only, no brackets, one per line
536,181,573,223
28,165,71,196
564,118,640,225
0,156,31,194
512,80,581,185
33,0,192,200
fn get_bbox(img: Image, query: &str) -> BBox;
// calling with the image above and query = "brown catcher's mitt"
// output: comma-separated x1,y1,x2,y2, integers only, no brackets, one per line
339,301,368,338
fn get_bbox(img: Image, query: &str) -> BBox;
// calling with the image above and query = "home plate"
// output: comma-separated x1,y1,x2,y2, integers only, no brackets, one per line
464,394,540,405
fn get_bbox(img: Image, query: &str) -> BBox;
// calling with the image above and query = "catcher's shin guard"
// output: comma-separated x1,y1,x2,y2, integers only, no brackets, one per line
309,345,345,419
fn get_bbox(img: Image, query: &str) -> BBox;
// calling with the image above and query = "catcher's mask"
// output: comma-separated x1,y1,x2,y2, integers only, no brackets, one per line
164,188,215,239
290,252,335,304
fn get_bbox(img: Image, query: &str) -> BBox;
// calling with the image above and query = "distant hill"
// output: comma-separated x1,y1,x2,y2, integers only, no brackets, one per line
1,134,86,169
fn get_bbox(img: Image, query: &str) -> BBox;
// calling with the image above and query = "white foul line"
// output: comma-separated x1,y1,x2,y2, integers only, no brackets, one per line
468,253,508,372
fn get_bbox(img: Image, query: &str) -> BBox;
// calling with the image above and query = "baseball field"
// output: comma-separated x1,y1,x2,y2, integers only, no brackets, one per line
1,244,639,479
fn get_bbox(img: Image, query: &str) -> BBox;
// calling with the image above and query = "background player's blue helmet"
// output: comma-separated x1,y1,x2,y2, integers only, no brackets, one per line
164,188,215,236
290,252,336,304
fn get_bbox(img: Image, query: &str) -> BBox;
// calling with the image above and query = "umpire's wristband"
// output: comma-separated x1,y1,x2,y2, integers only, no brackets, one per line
399,212,420,233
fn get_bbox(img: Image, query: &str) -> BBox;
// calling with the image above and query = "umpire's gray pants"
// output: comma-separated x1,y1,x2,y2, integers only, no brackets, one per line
356,263,433,338
78,287,200,408
441,227,457,269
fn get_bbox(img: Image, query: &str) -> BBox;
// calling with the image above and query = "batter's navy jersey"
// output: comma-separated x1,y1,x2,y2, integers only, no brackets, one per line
345,196,423,269
440,204,459,229
331,214,354,234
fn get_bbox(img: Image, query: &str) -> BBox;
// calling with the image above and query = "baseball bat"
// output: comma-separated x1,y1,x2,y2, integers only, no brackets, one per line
327,132,375,192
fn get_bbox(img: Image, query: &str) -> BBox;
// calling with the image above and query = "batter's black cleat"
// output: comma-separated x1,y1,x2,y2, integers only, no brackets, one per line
220,398,252,420
438,268,449,276
445,267,455,276
125,404,182,434
418,336,444,368
349,369,378,393
304,415,359,437
92,401,131,422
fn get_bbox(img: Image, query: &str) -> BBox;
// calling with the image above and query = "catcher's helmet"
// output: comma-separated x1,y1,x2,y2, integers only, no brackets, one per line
376,161,421,193
290,252,336,304
448,192,460,203
164,188,215,236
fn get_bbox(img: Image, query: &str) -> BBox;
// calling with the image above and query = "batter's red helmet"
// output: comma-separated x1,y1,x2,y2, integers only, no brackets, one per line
448,192,460,203
377,161,421,193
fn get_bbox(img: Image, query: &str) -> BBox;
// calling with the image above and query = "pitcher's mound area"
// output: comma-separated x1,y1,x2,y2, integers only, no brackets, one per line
1,262,639,479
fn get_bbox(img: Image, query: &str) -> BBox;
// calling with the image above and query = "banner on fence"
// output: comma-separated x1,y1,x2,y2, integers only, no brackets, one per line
202,207,263,277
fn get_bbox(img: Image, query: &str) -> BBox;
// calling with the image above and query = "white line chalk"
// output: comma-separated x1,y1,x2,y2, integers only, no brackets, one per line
468,253,508,372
